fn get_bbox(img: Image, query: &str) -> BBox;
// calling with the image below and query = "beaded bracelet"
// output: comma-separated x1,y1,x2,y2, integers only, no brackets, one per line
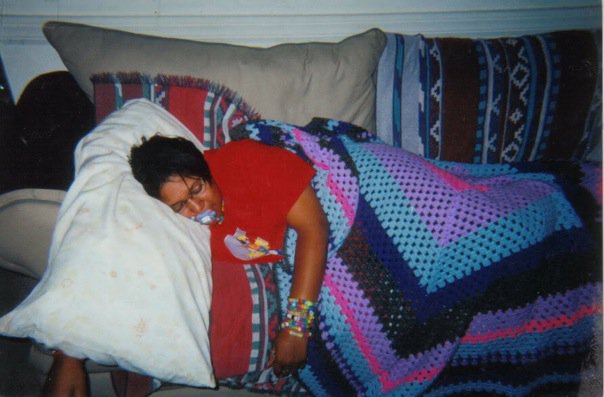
280,297,317,338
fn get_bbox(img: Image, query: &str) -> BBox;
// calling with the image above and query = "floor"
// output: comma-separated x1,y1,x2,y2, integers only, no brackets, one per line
0,269,41,397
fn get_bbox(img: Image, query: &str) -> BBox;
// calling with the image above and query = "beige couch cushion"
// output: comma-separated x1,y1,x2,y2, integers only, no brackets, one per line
43,21,386,131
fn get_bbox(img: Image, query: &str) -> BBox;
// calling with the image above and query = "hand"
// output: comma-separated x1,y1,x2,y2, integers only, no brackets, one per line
41,353,88,397
268,329,309,377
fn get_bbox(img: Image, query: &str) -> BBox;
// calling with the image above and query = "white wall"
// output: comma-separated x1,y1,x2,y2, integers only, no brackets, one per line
0,0,601,101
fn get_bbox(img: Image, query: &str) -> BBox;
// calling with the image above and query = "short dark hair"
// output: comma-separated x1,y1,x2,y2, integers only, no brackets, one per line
129,135,212,198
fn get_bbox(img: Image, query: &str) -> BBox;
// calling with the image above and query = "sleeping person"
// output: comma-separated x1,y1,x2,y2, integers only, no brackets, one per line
39,112,601,397
42,135,328,396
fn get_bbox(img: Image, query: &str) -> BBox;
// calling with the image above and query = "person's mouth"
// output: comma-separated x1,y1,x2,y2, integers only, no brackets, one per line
191,209,218,224
191,209,224,225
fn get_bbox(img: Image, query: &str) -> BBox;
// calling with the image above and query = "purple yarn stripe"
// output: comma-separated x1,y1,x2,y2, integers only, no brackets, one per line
466,283,602,333
364,143,558,246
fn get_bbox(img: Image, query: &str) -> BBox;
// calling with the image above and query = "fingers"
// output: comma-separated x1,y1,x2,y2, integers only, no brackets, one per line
272,361,306,378
270,353,304,378
277,367,291,378
273,365,294,378
269,331,309,377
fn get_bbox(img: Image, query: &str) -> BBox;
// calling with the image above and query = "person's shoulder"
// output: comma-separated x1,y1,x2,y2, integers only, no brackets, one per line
214,139,305,167
206,140,272,167
218,139,259,151
229,139,267,150
221,139,283,156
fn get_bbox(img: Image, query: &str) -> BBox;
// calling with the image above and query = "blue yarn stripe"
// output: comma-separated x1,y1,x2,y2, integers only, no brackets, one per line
486,39,506,163
577,30,602,158
419,37,430,157
516,37,539,161
425,372,582,397
298,367,330,397
529,35,554,160
474,41,489,163
112,80,123,109
434,40,444,159
392,34,404,148
140,75,152,101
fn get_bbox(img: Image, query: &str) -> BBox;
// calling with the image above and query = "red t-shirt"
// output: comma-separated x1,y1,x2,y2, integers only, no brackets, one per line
203,139,315,378
204,139,315,264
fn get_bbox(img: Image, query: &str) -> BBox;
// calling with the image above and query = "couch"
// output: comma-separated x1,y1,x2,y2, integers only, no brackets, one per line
0,21,601,396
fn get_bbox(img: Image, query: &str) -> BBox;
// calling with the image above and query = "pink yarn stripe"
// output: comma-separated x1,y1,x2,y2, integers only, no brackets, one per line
379,359,444,392
396,365,444,386
293,128,356,226
461,304,602,344
424,161,489,192
326,174,355,227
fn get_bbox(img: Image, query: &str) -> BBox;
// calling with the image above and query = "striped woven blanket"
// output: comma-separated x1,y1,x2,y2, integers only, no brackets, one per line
376,30,602,164
230,118,602,396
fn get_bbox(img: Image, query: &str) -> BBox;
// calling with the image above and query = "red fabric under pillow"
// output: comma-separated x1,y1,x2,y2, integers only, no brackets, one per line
92,73,261,148
209,260,253,378
92,75,266,379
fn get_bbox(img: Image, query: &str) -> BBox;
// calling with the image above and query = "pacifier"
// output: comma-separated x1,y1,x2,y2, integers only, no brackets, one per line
191,209,224,225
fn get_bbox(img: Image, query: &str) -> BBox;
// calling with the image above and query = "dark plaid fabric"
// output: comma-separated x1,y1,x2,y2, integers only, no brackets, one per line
377,30,602,163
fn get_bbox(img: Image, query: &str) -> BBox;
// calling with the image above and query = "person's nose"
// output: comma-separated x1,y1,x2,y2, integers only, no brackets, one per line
184,197,203,214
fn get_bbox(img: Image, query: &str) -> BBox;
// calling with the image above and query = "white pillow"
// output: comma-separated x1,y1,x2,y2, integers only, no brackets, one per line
0,99,215,388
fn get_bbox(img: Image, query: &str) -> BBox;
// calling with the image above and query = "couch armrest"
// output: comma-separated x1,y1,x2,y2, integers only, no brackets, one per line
0,189,65,279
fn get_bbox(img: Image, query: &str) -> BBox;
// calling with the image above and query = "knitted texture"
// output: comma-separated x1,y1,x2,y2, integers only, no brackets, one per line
232,118,602,396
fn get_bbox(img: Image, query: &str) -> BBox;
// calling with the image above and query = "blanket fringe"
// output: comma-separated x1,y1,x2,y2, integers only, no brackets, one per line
91,72,261,120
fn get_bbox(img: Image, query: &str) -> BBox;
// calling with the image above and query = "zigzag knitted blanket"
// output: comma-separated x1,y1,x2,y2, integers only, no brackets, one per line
231,118,602,396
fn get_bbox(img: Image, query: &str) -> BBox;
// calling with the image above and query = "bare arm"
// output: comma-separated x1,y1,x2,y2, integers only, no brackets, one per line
287,185,328,301
41,353,88,397
269,184,328,377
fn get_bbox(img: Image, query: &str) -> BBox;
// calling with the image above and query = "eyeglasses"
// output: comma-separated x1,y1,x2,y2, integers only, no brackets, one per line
170,178,206,213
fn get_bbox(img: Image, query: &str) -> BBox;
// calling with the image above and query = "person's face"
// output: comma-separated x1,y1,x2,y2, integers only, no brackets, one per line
159,175,223,222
